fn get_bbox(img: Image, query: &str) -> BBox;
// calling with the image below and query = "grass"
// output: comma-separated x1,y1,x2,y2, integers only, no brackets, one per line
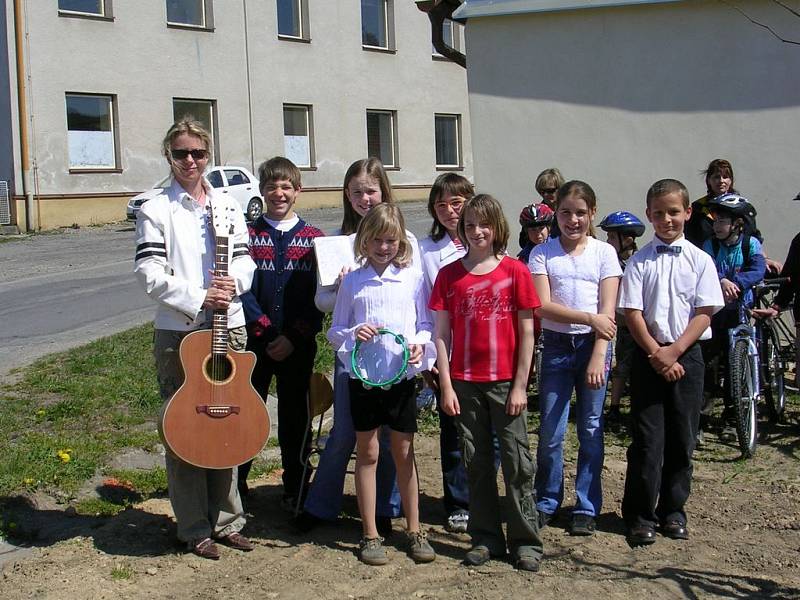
110,564,134,580
0,319,336,502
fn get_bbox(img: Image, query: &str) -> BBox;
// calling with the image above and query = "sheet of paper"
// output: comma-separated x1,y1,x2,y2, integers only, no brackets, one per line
314,236,356,287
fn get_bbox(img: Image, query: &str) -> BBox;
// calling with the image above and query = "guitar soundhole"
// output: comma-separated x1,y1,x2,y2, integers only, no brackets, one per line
204,354,235,382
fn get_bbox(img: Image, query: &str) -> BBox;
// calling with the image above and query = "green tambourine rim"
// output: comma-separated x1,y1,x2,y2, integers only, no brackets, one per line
351,328,410,388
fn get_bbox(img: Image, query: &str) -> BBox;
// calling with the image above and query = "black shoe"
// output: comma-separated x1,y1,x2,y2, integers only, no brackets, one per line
537,510,553,529
515,555,540,572
627,525,656,546
376,516,393,538
661,520,689,540
569,514,595,536
291,510,323,534
464,545,492,566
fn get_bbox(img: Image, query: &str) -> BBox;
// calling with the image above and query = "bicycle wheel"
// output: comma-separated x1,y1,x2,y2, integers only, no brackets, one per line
763,324,786,423
730,338,757,458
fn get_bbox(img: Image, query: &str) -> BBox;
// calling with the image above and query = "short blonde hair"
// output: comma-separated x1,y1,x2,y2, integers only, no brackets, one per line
457,194,509,257
161,117,211,160
354,203,412,269
535,168,565,194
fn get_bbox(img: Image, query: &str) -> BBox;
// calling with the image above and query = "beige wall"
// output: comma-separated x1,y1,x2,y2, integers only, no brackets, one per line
6,1,470,229
464,0,800,253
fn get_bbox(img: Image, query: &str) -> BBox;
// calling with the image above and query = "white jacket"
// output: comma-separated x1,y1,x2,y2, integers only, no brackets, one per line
134,178,256,331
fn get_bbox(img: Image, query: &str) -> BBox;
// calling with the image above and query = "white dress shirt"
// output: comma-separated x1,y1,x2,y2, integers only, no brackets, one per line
419,234,466,292
327,262,435,379
618,236,724,343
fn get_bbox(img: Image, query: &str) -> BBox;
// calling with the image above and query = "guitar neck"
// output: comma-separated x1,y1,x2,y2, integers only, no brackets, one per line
212,235,229,356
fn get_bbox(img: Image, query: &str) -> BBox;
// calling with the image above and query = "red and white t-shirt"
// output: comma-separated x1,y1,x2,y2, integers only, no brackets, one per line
429,256,540,382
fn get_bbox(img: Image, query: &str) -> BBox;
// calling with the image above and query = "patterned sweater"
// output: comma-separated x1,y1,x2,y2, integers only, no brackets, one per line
241,216,324,349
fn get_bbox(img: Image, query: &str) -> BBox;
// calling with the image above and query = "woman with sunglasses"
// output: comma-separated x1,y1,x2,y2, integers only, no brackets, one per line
134,118,257,560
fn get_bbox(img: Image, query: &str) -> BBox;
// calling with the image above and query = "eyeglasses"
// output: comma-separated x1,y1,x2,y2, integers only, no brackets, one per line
539,187,558,195
170,148,209,161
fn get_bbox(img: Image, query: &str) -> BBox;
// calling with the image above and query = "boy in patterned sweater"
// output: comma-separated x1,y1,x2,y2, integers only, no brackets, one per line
238,156,324,510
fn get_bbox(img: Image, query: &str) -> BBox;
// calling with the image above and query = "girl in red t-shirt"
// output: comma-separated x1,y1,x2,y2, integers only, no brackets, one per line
429,194,543,572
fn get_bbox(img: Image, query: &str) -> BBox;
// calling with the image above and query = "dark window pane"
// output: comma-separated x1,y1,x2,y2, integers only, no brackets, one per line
167,0,204,26
59,0,103,14
66,94,115,168
361,0,386,47
66,95,111,131
173,100,212,135
277,0,300,37
366,111,393,166
283,106,307,137
207,170,224,188
224,169,248,185
435,115,458,166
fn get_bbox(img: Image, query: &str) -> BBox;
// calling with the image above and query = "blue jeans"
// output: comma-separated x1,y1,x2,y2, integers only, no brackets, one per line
535,330,610,517
302,356,401,520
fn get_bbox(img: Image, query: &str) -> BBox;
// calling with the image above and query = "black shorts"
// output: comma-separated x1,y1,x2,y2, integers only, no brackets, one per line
348,377,417,433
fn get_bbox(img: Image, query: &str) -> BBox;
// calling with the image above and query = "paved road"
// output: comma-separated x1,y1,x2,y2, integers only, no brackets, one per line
0,201,431,380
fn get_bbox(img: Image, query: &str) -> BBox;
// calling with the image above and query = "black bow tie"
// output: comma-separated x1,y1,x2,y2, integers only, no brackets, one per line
656,245,682,255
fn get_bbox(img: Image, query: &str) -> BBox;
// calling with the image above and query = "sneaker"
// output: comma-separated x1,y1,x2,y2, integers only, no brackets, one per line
464,545,492,566
406,530,436,563
569,513,595,536
376,516,393,538
359,536,388,566
719,424,737,442
446,509,469,533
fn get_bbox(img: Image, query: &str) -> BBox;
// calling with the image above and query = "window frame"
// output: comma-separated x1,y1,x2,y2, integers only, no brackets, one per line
277,0,310,42
171,97,220,164
434,113,462,170
166,0,214,31
366,109,399,169
58,0,113,20
361,0,395,53
432,18,463,58
282,103,316,169
65,92,121,173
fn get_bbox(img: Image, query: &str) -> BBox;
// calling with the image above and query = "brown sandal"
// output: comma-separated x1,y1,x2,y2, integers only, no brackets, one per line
216,532,254,552
191,537,220,560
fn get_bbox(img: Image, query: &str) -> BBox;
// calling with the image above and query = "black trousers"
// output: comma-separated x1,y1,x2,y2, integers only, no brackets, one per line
621,343,704,528
239,342,316,500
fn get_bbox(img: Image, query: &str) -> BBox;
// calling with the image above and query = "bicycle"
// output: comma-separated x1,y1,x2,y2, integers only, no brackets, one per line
752,278,792,423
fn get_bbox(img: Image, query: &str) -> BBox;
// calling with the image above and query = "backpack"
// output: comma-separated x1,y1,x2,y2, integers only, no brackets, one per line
711,233,752,267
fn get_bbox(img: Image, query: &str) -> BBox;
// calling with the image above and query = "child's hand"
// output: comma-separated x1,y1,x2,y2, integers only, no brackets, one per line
648,345,678,373
766,257,783,274
589,313,616,340
266,335,294,361
440,387,460,416
335,266,352,289
505,386,527,416
585,353,607,389
720,278,740,303
355,324,380,342
408,344,423,365
752,306,779,320
661,362,685,382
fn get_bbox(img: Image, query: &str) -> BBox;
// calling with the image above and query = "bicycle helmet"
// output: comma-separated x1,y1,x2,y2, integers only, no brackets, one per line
709,193,756,219
598,211,645,237
519,203,554,228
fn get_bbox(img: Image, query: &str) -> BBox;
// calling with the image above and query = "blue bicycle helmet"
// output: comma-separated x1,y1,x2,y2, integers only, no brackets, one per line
709,193,756,219
598,211,646,237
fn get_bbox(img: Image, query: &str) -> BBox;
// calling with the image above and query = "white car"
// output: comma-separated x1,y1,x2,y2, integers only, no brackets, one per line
126,166,264,222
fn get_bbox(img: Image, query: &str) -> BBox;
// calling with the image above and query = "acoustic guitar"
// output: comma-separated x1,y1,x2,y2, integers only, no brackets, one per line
160,202,270,469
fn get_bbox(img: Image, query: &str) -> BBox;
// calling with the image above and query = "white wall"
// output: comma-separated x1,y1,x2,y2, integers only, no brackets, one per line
10,1,471,197
464,0,800,253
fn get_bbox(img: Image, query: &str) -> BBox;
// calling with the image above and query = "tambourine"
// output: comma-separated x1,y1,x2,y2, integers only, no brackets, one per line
351,328,410,390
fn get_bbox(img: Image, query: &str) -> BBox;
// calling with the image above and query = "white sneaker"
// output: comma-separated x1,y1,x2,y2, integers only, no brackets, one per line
446,510,469,533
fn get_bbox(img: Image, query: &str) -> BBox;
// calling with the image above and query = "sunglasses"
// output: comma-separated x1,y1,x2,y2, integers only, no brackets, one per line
170,148,209,160
539,187,558,195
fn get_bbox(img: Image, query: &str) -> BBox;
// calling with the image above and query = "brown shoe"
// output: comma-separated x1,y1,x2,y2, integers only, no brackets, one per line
191,537,220,560
216,532,255,552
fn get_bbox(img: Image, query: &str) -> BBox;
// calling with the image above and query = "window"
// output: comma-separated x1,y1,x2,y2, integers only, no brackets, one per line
366,110,397,168
58,0,111,17
224,169,250,187
172,98,218,163
66,94,118,170
166,0,212,29
361,0,394,50
435,114,461,168
207,170,223,188
433,18,463,55
283,104,314,168
277,0,309,40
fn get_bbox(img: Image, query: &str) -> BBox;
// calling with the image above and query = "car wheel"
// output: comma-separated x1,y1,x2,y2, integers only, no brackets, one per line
246,198,263,221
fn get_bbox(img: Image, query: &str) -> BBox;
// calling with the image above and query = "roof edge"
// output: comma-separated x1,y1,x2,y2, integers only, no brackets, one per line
453,0,684,20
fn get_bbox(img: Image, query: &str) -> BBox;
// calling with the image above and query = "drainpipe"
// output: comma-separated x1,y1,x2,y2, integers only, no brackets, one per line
13,0,34,231
242,0,255,174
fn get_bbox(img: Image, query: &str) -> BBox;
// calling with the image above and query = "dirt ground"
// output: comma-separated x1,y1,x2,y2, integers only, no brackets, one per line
2,412,799,600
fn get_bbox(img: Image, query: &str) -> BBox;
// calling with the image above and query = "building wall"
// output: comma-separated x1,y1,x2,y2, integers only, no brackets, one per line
6,1,471,228
0,0,14,208
464,0,800,253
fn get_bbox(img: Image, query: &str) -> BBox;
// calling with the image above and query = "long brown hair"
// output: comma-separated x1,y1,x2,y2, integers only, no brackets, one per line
428,172,474,242
340,158,394,235
457,194,509,257
556,180,597,238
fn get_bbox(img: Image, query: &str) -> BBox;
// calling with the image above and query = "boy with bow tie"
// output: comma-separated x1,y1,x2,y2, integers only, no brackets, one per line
617,179,723,546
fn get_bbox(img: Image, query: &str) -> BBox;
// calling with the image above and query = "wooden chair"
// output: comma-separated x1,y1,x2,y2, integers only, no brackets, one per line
296,372,334,515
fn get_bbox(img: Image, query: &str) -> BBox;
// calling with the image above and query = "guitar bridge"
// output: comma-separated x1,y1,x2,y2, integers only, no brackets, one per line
196,405,241,418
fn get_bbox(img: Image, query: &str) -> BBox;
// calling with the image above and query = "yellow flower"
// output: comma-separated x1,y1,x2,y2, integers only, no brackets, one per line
57,449,72,463
35,410,45,416
23,478,34,485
